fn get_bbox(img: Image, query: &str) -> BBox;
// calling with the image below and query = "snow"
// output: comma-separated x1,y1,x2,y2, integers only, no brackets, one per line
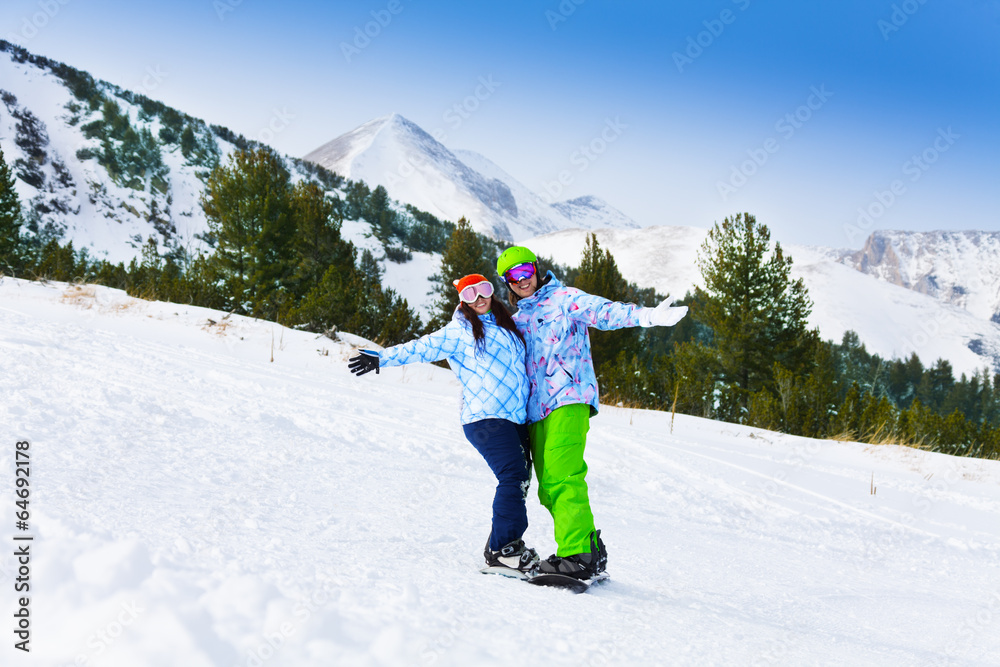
0,49,215,264
381,250,440,323
2,277,999,666
337,218,440,323
526,226,1000,376
1,47,294,265
7,44,1000,381
306,114,517,240
845,230,1000,322
452,149,639,235
303,114,640,243
792,249,1000,375
549,195,641,232
527,225,706,299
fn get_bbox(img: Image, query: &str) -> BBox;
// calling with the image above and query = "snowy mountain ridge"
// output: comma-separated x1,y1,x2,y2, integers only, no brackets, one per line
525,226,1000,376
841,230,1000,324
4,42,1000,378
0,41,228,263
303,113,641,242
0,41,635,260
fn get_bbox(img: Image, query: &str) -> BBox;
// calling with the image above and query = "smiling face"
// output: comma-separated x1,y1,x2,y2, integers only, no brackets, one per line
507,271,539,300
470,294,493,315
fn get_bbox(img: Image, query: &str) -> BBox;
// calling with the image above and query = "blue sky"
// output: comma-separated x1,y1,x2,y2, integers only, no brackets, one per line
2,0,998,248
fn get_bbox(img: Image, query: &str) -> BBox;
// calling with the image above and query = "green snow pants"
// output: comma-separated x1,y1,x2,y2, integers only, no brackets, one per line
528,404,595,557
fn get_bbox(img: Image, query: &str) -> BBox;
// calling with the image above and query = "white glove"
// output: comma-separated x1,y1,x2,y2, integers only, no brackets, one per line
637,297,688,328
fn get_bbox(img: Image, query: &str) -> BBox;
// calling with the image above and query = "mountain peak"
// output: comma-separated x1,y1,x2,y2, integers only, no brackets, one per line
551,195,639,232
846,229,1000,321
366,112,424,136
304,115,640,242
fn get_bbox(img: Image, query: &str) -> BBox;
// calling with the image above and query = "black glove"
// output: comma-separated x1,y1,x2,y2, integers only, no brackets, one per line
348,352,379,376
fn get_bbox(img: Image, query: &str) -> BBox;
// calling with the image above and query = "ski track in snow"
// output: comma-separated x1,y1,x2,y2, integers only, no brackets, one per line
2,278,1000,666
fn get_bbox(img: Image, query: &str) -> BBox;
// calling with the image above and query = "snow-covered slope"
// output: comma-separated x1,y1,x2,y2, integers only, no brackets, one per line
842,230,1000,324
0,44,447,323
303,114,640,242
2,277,999,666
0,43,365,268
0,44,228,263
528,225,707,299
794,244,1000,375
551,194,640,231
527,226,1000,375
452,148,639,236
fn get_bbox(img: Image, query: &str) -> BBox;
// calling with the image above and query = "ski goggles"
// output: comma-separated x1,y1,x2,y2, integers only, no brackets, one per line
458,280,495,303
503,262,536,284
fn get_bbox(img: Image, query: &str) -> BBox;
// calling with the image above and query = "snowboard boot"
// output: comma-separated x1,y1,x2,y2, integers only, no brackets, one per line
537,530,607,580
592,529,608,573
484,538,540,575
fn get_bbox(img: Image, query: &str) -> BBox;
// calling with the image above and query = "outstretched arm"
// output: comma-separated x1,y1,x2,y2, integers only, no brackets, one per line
347,322,464,376
563,289,643,331
564,288,687,330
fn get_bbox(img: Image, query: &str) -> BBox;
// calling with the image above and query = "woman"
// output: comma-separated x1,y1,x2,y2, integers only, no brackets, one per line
495,246,687,580
348,273,538,576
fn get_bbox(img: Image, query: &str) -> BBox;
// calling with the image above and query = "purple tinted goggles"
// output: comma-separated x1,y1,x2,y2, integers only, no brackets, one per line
503,262,536,284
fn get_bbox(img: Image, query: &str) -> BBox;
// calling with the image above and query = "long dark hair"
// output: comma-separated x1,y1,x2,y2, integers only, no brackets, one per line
458,296,525,354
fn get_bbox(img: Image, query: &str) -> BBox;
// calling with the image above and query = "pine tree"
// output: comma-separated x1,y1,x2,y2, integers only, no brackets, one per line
291,262,357,335
344,180,371,221
835,383,863,438
695,212,814,421
349,249,387,337
797,340,840,437
917,359,955,413
287,181,353,301
180,126,197,158
937,409,972,455
0,147,24,271
201,148,295,317
671,340,722,419
35,239,78,282
366,185,396,242
375,294,423,346
341,249,421,345
887,352,924,408
426,217,496,331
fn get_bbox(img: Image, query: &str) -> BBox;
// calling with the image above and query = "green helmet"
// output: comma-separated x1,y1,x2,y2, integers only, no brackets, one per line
496,246,537,277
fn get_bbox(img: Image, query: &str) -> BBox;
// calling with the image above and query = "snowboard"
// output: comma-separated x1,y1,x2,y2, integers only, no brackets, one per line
479,565,531,580
480,567,610,593
527,571,609,594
